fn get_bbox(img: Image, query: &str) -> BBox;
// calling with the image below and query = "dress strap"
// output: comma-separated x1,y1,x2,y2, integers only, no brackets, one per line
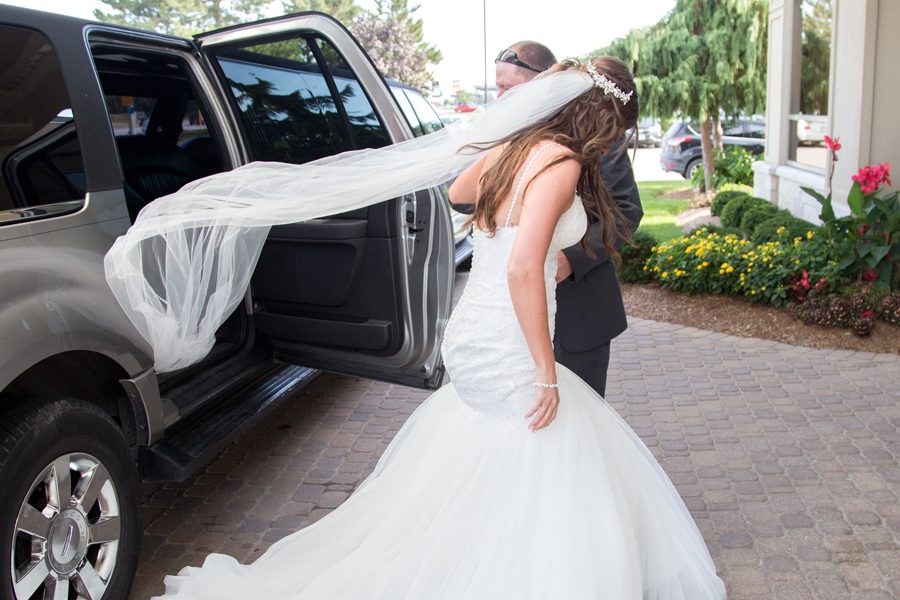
503,143,554,228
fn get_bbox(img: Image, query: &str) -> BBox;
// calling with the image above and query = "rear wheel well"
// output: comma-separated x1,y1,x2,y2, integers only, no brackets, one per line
0,351,138,447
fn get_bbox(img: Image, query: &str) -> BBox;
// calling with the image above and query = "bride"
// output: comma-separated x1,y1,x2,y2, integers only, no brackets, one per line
149,57,726,599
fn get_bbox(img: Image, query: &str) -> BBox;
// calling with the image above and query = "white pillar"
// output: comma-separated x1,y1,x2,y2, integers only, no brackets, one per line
753,0,801,204
828,0,879,206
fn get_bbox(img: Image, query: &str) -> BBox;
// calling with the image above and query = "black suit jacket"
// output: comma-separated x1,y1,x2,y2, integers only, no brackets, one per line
450,139,642,353
555,141,642,352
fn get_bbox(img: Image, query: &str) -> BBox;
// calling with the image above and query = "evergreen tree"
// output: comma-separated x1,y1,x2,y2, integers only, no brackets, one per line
351,0,442,92
94,0,271,36
597,0,767,191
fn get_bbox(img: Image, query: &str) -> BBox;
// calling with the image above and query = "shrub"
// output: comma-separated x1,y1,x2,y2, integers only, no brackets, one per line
879,293,900,325
740,204,779,235
692,147,756,191
711,190,750,217
791,287,878,336
751,214,813,244
686,224,742,237
720,195,768,229
645,228,841,306
618,230,657,284
718,183,754,195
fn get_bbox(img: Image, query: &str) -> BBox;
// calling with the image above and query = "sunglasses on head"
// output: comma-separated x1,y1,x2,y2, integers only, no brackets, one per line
495,48,545,73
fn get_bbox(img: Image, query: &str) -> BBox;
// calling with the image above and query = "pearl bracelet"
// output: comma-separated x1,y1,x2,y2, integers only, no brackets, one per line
532,381,560,389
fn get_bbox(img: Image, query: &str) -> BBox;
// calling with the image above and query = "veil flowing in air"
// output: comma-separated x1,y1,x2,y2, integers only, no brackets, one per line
103,70,593,372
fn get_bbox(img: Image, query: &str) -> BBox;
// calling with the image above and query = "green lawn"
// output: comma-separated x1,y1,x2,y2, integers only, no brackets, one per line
636,180,694,242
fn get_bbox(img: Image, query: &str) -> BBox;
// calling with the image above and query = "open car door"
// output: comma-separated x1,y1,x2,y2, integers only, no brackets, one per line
196,13,454,389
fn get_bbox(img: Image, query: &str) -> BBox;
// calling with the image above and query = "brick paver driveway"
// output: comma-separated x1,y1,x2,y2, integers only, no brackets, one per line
130,277,900,599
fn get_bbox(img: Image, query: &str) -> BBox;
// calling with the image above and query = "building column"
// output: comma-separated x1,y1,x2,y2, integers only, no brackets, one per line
753,0,801,204
828,0,879,204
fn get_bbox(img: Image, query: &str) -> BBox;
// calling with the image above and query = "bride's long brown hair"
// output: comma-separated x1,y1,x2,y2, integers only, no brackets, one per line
468,56,639,263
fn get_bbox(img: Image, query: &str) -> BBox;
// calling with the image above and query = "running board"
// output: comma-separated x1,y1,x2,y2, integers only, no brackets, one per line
139,364,318,481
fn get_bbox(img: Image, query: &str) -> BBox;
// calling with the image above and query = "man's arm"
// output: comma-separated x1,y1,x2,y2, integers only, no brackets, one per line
449,200,475,215
561,138,643,281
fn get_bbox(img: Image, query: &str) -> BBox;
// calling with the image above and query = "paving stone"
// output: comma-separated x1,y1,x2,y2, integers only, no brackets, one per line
127,302,900,600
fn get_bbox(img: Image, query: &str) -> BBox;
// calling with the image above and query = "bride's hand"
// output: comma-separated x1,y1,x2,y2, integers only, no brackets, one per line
525,386,560,432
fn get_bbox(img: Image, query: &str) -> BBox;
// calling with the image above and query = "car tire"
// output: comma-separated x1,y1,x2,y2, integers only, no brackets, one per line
0,397,141,600
685,159,702,181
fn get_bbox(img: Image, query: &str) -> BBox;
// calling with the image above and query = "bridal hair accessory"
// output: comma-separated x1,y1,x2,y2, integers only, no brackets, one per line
104,69,594,372
532,382,560,389
584,62,633,105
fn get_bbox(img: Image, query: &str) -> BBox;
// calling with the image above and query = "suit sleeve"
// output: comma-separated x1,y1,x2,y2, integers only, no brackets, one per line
561,138,643,282
449,201,475,215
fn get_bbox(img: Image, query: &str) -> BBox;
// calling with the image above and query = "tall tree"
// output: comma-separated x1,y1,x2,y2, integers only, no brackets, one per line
282,0,360,22
598,0,767,191
94,0,271,36
351,0,441,92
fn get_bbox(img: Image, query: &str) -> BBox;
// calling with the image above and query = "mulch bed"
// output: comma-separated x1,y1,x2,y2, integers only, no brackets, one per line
622,282,900,355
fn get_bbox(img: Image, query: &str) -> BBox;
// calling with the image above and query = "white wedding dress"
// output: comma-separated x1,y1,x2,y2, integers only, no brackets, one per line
154,155,727,600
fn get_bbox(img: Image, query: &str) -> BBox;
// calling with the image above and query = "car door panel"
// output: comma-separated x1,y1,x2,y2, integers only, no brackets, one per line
197,13,452,388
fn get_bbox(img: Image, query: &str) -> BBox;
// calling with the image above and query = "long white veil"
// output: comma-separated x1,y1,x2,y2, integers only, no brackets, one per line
103,70,593,372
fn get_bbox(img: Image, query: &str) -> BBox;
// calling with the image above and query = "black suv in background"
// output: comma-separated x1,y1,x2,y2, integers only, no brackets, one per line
0,7,457,599
660,119,766,179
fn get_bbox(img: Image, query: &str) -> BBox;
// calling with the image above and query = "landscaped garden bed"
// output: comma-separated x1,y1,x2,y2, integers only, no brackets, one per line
628,147,899,347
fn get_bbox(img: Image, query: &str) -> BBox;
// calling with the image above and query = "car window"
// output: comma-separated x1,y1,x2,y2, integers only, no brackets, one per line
104,96,157,137
0,25,85,214
391,87,423,136
213,38,347,163
404,89,444,135
664,121,684,138
314,38,391,150
177,99,210,146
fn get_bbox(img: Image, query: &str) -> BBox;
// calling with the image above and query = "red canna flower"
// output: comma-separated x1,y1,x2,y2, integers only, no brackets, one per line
824,135,841,152
853,163,893,195
862,270,877,282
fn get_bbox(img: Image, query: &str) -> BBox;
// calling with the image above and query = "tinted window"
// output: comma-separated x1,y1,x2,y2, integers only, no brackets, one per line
105,95,156,136
664,121,685,138
214,38,346,163
404,89,444,135
314,38,390,150
391,86,423,136
0,26,85,212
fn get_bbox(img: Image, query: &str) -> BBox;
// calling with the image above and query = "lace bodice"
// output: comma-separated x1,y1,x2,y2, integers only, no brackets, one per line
441,145,588,419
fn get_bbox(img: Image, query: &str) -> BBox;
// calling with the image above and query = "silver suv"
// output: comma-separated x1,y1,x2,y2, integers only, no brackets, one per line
0,7,455,599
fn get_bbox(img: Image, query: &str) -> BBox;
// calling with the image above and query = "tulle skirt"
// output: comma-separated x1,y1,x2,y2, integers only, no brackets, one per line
154,364,726,599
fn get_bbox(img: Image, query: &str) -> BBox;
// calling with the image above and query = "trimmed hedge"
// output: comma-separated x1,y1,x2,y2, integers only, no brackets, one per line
618,230,657,283
751,214,814,244
740,203,779,235
718,183,754,195
711,190,750,217
720,195,768,229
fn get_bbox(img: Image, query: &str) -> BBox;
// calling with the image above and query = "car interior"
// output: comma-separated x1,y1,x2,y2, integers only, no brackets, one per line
91,46,227,221
87,35,416,392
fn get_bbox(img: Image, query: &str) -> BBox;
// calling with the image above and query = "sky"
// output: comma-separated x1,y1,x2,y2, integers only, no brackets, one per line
7,0,676,92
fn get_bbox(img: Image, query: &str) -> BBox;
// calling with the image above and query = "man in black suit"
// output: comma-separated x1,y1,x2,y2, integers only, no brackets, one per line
454,40,643,396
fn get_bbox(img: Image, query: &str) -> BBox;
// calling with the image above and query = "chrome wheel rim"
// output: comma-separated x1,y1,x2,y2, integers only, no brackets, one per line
11,453,121,599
